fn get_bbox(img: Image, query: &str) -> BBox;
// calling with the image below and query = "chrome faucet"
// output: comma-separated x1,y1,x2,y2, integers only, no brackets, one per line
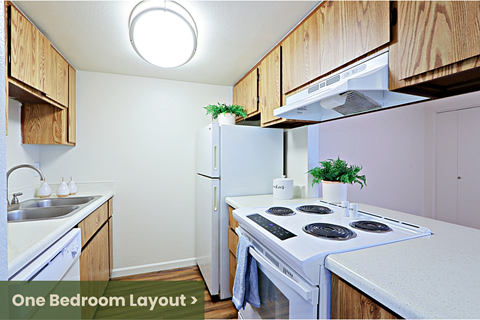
7,164,46,206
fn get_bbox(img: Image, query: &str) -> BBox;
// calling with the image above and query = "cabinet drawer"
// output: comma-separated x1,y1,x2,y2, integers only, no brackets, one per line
228,228,239,257
78,202,108,247
228,206,239,230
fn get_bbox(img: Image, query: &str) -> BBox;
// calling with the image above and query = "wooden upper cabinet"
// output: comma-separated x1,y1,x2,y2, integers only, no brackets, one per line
47,46,69,107
397,1,480,80
259,47,281,126
233,68,258,116
282,1,390,94
37,32,49,93
282,9,320,94
10,5,39,89
68,65,76,144
321,1,390,75
8,3,69,108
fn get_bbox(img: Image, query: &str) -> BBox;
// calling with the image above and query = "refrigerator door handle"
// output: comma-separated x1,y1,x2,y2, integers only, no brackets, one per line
213,185,218,211
213,145,218,171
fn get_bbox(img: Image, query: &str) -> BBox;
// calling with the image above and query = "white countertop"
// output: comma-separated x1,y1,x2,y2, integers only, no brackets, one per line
225,194,320,209
226,195,480,319
8,182,114,278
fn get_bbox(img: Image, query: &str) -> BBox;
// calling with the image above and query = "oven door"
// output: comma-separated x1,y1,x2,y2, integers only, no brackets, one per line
239,247,319,319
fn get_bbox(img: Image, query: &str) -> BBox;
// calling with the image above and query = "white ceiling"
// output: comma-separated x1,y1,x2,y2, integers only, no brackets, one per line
13,1,320,86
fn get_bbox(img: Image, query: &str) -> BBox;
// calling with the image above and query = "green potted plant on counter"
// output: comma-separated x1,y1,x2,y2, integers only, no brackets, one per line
308,157,366,203
204,103,248,125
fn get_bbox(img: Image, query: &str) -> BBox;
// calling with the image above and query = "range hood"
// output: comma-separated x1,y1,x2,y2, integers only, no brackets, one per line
274,52,429,122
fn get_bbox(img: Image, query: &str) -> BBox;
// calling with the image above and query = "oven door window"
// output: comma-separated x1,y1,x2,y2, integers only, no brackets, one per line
252,268,289,319
240,248,319,320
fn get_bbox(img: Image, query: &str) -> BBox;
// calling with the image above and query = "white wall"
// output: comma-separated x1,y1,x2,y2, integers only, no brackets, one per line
38,71,231,275
313,105,425,216
284,127,308,197
6,99,40,191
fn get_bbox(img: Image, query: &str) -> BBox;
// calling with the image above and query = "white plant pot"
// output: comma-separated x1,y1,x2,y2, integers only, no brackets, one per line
322,180,347,203
217,113,236,125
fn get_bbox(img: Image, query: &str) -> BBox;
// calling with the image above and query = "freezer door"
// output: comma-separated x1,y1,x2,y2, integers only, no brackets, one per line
195,174,220,296
196,123,220,178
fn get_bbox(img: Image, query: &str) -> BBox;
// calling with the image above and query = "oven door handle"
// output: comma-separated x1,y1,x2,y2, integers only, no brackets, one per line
249,247,315,302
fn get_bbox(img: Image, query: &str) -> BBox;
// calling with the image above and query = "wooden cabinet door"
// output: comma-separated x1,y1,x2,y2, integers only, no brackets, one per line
68,65,76,144
282,1,389,94
108,217,113,277
233,69,258,116
21,103,67,144
37,32,49,93
397,1,480,80
331,273,398,319
320,1,390,76
80,222,110,281
282,9,320,94
10,5,39,89
259,47,281,126
47,46,68,107
80,223,109,319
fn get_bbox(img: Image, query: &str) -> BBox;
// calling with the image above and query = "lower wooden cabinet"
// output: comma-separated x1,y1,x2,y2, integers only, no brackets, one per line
78,197,114,281
331,273,399,319
80,222,109,282
228,206,239,294
78,197,114,319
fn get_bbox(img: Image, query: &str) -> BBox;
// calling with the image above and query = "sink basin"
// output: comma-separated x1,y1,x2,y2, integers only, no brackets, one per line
21,196,96,208
7,195,101,222
8,206,80,222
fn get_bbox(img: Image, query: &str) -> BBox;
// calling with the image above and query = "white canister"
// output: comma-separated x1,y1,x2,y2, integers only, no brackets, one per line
273,175,294,200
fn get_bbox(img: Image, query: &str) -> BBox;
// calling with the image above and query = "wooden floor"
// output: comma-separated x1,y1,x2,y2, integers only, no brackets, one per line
112,266,238,319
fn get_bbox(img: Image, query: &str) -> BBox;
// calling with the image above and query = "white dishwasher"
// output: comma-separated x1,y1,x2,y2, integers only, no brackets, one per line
9,229,82,319
10,228,82,281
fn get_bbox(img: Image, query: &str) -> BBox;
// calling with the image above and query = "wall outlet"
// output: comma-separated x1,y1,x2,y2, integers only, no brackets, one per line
33,162,40,177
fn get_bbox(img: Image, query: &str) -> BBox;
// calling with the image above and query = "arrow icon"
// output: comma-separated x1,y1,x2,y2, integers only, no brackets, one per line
191,296,197,304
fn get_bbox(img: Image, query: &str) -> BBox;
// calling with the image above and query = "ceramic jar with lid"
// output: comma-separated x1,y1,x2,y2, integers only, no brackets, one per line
273,175,294,200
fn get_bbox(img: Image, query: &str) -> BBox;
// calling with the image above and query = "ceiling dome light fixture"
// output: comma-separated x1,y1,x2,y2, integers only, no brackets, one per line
129,0,198,68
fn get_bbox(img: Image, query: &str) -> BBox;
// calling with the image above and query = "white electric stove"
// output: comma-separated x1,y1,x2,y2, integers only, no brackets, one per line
232,200,431,319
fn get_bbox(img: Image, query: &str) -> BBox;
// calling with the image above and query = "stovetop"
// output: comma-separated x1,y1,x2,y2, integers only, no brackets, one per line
232,200,431,285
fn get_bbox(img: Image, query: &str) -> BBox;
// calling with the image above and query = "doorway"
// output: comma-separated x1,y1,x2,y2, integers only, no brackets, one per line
436,106,480,229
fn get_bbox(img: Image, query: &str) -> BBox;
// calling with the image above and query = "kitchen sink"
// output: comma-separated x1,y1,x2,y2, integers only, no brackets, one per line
21,196,96,208
7,206,80,222
7,196,101,222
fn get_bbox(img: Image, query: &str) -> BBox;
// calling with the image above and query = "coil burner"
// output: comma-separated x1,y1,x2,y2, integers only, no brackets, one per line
265,206,295,216
296,205,333,214
350,221,392,233
303,223,356,240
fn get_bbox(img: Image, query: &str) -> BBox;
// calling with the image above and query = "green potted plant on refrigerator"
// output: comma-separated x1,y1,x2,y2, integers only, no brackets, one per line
204,103,248,125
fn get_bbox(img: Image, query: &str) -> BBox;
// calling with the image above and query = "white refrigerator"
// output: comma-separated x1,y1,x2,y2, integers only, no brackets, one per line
196,123,283,299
